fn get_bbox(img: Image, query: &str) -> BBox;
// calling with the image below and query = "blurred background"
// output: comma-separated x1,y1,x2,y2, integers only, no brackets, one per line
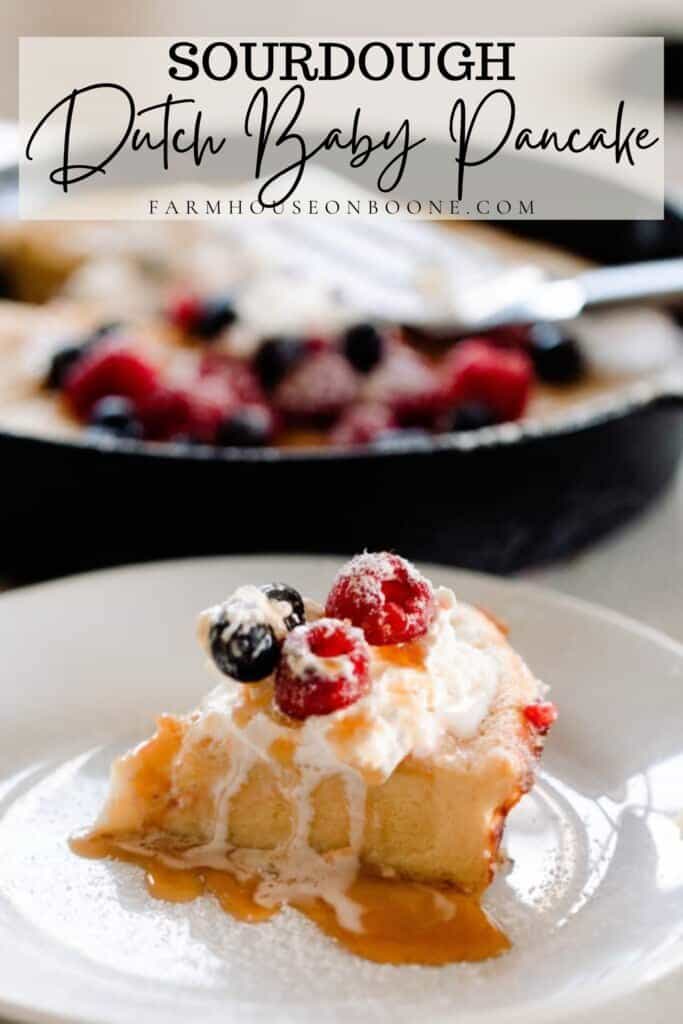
0,0,681,641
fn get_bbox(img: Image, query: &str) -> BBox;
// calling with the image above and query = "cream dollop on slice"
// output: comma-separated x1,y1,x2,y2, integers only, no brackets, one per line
194,583,503,784
299,586,501,781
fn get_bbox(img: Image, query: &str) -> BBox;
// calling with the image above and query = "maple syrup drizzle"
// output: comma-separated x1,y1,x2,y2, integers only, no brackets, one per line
70,835,509,965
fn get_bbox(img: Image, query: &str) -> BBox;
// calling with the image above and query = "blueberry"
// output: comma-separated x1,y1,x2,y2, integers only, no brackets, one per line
447,401,498,432
45,344,85,390
216,406,272,447
342,323,384,373
44,322,123,390
209,618,279,682
195,297,238,340
261,583,305,630
253,336,305,390
88,396,143,439
528,323,585,384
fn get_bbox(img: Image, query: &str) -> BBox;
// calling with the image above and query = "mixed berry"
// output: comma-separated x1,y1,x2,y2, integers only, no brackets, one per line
208,553,433,718
44,292,587,449
523,701,559,734
206,553,559,731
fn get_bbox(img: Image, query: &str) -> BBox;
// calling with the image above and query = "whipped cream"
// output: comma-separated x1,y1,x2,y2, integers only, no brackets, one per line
197,584,297,648
195,584,502,783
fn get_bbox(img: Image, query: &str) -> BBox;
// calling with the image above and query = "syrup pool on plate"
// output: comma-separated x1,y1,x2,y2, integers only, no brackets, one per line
70,834,509,965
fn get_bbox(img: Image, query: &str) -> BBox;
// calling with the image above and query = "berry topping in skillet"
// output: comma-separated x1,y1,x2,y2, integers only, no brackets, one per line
215,404,275,447
444,339,533,422
527,323,586,384
167,293,204,334
362,342,442,425
343,323,385,373
45,343,88,391
44,322,122,390
253,336,307,391
64,344,159,418
88,395,143,439
441,399,499,432
137,387,194,441
330,402,395,446
168,294,237,340
274,349,359,422
194,297,238,340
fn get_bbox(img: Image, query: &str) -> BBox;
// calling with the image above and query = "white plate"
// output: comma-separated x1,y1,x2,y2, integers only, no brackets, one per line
0,556,681,1024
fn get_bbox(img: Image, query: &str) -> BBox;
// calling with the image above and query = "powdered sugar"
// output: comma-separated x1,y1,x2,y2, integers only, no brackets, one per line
280,618,366,686
274,349,359,417
197,584,294,658
326,551,435,645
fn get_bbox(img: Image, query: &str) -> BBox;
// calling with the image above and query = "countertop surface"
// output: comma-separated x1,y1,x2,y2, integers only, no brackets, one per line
528,465,682,642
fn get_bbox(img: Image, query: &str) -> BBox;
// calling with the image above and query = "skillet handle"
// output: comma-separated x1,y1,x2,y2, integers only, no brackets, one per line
578,258,683,309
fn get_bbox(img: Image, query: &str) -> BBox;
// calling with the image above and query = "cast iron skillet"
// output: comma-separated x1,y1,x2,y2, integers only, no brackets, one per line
0,198,682,581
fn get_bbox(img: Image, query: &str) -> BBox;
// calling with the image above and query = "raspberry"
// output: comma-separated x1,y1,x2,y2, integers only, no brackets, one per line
442,339,533,422
326,552,435,646
167,292,203,334
304,336,330,356
330,403,395,446
182,377,237,444
253,337,306,391
64,343,159,419
275,619,370,719
523,702,558,734
487,324,531,348
167,293,237,339
274,350,359,422
361,342,442,425
138,387,194,441
199,353,264,405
